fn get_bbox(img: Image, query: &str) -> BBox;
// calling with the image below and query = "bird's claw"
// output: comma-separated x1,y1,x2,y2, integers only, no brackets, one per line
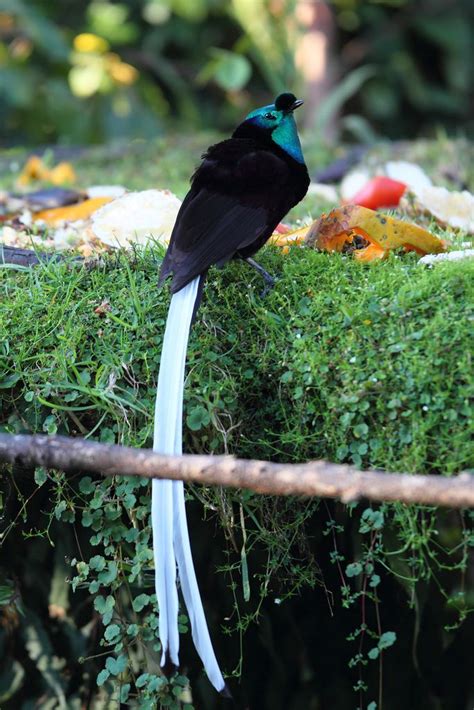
259,277,276,299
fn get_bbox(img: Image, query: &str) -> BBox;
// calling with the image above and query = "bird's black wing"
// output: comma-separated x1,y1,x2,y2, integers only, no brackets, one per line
159,144,291,293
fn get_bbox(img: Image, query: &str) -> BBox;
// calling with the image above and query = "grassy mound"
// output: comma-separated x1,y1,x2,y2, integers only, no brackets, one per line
1,247,472,473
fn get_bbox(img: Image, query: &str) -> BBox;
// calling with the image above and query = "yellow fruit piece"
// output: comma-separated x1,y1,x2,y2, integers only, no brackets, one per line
305,205,445,261
269,225,310,247
35,197,113,225
348,206,445,254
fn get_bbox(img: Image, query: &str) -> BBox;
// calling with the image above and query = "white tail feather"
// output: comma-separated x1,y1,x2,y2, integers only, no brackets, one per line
173,479,225,691
152,277,225,692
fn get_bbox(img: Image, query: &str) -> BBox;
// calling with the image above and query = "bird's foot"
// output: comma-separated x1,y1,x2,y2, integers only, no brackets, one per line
244,257,276,298
259,278,276,299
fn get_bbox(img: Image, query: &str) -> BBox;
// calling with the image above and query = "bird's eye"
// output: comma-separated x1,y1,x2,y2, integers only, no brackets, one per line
264,112,276,120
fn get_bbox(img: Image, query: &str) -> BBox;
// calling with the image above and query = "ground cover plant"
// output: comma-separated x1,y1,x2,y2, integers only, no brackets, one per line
0,140,473,709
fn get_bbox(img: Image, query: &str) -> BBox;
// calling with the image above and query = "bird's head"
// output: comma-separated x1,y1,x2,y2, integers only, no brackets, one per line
234,92,305,163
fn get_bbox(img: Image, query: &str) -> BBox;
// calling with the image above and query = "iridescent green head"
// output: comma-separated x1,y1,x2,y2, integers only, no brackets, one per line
240,92,305,164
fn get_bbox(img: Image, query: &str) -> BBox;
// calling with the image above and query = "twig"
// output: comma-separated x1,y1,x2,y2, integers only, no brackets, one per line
0,434,472,508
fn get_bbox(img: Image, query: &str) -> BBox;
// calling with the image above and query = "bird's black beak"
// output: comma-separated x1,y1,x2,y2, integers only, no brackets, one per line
290,98,304,111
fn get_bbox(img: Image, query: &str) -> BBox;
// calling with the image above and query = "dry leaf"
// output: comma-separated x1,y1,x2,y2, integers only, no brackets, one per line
305,205,446,261
94,300,112,316
21,187,84,211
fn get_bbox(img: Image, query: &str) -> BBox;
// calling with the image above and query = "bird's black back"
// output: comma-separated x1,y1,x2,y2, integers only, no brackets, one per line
159,124,310,294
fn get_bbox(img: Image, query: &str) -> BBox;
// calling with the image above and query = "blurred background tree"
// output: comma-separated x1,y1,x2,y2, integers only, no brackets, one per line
0,0,471,143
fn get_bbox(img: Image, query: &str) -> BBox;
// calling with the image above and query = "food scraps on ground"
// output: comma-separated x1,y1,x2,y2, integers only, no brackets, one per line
86,185,127,200
90,189,182,248
400,185,474,234
418,249,474,265
1,187,183,255
384,161,432,192
348,176,407,210
340,161,433,206
269,225,310,248
304,205,446,262
34,197,113,225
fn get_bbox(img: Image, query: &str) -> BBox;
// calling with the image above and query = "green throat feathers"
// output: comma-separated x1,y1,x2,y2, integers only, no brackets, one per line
244,101,305,164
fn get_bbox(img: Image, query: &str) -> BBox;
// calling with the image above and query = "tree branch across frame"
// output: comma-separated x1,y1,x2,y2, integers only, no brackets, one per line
0,434,473,508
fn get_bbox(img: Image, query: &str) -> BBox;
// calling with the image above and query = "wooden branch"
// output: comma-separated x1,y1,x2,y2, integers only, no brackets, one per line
0,434,472,508
0,245,85,268
0,245,59,267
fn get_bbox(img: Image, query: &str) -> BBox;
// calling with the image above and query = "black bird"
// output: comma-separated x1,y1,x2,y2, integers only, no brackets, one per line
159,92,310,299
153,93,309,697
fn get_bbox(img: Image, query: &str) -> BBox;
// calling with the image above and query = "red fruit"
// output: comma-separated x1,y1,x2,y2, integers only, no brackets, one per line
274,222,291,234
350,176,407,209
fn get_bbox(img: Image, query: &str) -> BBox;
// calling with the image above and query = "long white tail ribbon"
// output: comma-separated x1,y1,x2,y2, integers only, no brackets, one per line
152,277,225,692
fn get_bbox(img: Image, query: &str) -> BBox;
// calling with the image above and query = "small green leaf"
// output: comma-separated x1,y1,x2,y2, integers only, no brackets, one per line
89,555,106,572
136,672,149,688
0,373,20,388
81,510,93,527
120,683,131,702
105,654,127,676
186,405,210,431
132,593,150,612
369,574,381,588
202,48,252,91
94,595,115,615
99,427,115,444
104,624,121,642
149,675,166,692
97,668,110,686
34,467,48,486
79,476,95,494
43,414,58,435
379,631,397,649
353,422,369,438
346,562,362,578
98,561,118,585
77,369,91,385
0,584,15,606
54,500,67,520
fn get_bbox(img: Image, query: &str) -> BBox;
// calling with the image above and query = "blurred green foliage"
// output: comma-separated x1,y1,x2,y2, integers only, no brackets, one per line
0,0,471,145
332,0,473,139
